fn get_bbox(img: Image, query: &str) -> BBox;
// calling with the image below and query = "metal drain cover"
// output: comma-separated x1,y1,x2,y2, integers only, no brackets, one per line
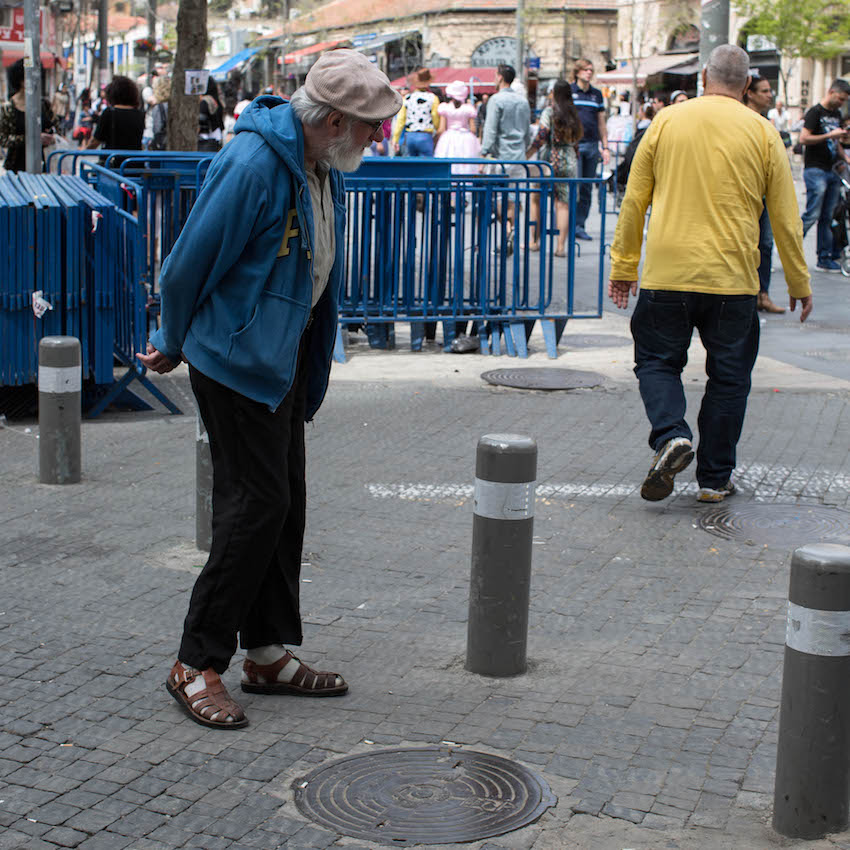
293,746,556,846
482,367,604,390
698,504,850,545
561,334,631,349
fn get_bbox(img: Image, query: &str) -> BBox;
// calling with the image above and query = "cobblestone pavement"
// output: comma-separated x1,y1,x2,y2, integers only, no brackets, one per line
4,215,850,848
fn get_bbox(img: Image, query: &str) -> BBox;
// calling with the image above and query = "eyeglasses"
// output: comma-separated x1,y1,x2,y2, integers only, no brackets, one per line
359,118,383,134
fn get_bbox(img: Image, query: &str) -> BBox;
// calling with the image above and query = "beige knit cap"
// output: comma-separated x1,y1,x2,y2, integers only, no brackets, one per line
305,48,402,123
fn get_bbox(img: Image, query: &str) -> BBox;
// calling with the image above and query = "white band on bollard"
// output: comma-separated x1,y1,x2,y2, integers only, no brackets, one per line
786,601,850,656
473,478,535,521
38,365,81,394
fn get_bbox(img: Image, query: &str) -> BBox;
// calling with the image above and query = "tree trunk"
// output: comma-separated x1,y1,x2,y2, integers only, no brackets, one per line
168,0,207,151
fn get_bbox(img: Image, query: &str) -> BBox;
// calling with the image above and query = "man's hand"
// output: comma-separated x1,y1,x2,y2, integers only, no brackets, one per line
790,293,813,323
601,147,611,166
608,279,638,309
136,341,180,373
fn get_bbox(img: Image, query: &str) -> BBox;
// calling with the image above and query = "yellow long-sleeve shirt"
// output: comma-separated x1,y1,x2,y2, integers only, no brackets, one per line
610,95,811,298
391,90,441,146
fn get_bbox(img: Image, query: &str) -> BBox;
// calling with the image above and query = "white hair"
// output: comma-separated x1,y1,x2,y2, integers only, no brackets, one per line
288,87,338,127
705,44,750,91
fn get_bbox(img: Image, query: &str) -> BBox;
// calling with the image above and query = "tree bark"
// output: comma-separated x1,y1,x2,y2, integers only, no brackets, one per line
168,0,207,151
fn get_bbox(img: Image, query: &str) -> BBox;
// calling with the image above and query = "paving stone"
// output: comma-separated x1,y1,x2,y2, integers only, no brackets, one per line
40,826,88,847
26,800,82,826
64,807,121,833
76,833,136,850
0,832,55,850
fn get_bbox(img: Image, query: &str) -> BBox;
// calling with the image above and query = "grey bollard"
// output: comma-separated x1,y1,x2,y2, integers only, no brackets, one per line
773,544,850,839
196,415,213,552
38,336,81,485
466,434,537,677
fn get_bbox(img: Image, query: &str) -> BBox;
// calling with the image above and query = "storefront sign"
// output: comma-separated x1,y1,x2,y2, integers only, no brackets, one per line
471,37,537,68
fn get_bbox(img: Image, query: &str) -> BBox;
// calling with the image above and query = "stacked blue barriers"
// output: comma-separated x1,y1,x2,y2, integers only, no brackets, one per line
0,173,180,416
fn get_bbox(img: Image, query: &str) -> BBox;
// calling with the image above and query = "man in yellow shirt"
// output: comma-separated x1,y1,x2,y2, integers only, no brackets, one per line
608,45,812,504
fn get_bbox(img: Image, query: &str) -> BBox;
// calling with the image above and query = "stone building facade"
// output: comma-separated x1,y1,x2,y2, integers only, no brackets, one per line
264,0,617,87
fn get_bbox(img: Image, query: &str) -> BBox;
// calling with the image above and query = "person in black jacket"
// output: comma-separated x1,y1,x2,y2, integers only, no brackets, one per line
86,75,144,155
0,59,57,172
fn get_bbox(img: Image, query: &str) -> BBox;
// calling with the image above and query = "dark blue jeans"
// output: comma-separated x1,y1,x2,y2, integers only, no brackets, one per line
631,289,760,489
404,131,434,157
802,167,840,263
757,205,773,294
576,141,600,230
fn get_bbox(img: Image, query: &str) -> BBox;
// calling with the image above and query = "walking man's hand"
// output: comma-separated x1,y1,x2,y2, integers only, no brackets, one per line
608,279,638,310
136,341,180,373
790,293,813,323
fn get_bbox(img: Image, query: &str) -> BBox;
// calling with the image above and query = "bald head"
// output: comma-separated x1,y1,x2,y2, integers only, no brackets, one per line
704,44,750,94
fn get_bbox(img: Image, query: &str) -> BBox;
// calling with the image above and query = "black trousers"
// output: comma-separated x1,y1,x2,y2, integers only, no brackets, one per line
631,290,759,490
179,337,309,674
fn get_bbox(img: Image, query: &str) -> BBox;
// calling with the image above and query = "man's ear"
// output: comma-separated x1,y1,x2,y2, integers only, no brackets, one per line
742,75,752,102
701,67,707,92
326,110,346,137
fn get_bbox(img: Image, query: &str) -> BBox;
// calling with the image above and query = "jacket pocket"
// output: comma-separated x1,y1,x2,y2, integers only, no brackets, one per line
226,290,308,372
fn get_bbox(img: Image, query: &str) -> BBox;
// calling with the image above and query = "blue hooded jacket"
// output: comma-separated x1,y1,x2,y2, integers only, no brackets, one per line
149,96,346,417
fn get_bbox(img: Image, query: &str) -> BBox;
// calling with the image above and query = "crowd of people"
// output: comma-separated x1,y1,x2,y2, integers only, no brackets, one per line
0,61,252,172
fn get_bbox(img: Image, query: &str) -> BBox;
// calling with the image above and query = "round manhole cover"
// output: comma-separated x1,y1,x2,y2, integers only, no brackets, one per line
293,746,556,846
561,334,631,349
482,367,604,390
698,504,850,545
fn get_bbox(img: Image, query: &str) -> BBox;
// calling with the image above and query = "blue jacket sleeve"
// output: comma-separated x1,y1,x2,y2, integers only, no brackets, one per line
149,158,271,363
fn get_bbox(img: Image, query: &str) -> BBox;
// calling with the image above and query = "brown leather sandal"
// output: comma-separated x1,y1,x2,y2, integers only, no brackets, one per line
165,661,249,729
241,651,348,697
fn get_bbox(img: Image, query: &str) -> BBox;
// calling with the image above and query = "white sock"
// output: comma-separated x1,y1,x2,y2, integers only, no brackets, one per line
246,644,287,666
244,645,342,687
181,668,236,722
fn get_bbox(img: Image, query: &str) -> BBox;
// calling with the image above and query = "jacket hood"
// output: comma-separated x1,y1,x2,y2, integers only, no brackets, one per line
233,96,305,178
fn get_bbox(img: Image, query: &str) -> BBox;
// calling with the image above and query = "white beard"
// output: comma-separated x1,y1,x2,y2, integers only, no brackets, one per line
322,122,367,172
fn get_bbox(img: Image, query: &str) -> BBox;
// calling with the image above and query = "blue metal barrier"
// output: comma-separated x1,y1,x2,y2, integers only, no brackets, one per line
50,153,608,361
341,168,607,357
0,173,180,417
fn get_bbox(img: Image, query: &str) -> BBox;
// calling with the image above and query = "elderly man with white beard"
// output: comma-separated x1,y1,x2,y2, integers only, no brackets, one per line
137,49,401,730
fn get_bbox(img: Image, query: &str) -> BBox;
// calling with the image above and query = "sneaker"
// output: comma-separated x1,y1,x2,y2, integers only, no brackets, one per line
640,437,694,502
574,228,592,241
696,481,737,503
817,259,841,273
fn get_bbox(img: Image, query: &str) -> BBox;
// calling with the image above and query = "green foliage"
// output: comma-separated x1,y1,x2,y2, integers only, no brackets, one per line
736,0,850,62
209,0,234,14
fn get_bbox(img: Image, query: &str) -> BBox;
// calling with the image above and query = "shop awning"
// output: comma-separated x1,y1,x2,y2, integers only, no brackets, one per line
390,66,499,94
210,46,261,81
283,39,344,65
350,31,419,54
1,50,66,69
596,52,698,86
